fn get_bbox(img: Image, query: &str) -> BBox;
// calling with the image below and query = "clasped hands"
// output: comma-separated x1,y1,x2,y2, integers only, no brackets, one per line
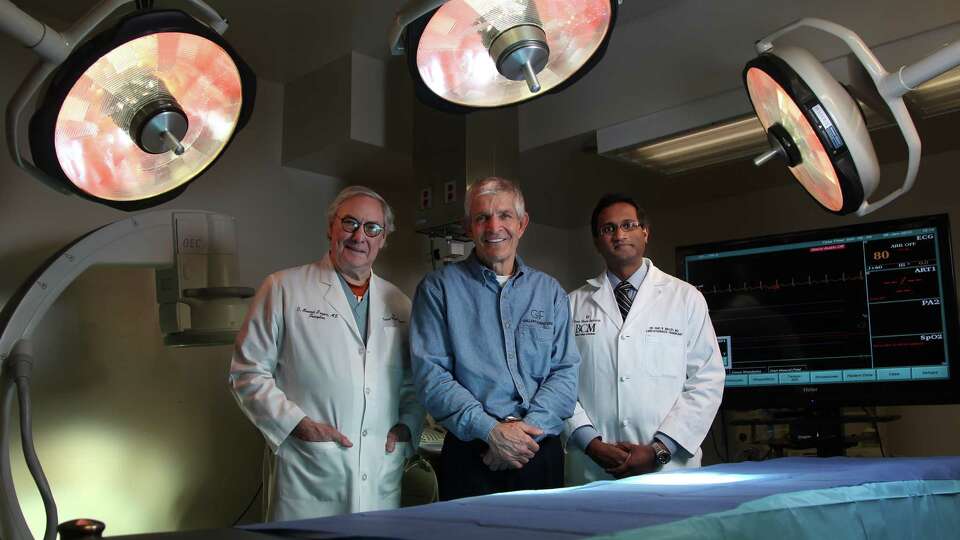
293,417,411,453
482,420,543,471
585,438,657,478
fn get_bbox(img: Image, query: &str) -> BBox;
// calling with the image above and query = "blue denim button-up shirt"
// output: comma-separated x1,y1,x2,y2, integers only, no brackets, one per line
411,253,580,443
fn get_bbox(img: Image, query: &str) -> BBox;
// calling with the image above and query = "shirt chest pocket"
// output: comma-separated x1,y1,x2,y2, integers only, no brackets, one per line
642,333,685,377
520,321,552,342
517,322,553,371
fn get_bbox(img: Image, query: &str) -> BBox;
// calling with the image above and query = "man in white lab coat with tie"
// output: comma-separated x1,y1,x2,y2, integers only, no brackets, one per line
229,186,424,520
565,193,725,485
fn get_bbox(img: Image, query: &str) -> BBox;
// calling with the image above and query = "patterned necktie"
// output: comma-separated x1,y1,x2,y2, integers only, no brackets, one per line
614,280,635,321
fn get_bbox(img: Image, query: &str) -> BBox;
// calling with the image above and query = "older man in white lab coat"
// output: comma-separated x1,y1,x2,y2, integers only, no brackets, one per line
565,193,724,485
229,186,424,521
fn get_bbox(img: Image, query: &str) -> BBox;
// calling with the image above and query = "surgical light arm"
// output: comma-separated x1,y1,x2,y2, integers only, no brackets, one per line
0,210,252,540
388,0,447,54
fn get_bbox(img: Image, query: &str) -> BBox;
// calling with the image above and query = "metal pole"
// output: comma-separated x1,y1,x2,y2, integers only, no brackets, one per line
0,0,69,62
883,40,960,98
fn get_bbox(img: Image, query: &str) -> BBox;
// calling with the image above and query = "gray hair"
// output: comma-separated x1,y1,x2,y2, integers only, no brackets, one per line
463,176,527,221
326,185,396,236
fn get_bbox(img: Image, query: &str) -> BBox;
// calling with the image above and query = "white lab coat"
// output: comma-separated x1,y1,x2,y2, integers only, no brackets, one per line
564,261,724,486
229,255,424,521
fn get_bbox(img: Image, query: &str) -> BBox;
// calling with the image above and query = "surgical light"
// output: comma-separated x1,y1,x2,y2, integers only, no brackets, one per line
2,0,256,210
745,18,960,216
389,0,618,112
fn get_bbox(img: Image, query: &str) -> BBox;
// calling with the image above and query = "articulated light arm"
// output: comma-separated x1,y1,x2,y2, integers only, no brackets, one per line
0,210,248,540
0,212,177,540
0,0,69,62
389,0,447,54
0,0,229,62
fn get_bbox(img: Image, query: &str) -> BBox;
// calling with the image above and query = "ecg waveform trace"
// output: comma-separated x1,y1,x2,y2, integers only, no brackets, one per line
698,271,865,296
688,240,872,375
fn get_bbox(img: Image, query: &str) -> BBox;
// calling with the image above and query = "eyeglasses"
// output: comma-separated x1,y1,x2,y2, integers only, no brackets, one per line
598,220,643,236
340,216,385,238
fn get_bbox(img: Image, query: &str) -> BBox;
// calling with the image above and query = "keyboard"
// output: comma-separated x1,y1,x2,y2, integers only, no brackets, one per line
419,428,445,453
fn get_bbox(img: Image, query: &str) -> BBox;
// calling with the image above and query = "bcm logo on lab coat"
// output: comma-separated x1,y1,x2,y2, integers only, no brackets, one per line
575,317,601,336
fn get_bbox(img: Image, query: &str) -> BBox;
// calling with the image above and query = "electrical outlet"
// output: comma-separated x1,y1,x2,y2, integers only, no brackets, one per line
419,187,432,210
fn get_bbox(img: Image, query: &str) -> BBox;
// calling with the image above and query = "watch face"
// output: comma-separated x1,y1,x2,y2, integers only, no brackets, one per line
654,442,671,464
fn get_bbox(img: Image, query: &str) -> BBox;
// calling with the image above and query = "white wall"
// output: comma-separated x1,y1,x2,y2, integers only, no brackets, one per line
521,223,603,293
0,32,345,535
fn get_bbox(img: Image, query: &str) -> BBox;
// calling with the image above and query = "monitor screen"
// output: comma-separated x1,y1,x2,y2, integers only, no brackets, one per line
676,214,960,409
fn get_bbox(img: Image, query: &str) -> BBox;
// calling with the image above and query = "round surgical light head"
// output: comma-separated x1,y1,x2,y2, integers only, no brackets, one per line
28,10,256,210
744,47,879,215
400,0,618,112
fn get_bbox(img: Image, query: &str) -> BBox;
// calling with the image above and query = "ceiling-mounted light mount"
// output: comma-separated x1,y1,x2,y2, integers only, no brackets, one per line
756,123,801,168
3,0,256,211
745,18,960,216
481,1,549,92
117,74,188,155
390,0,618,113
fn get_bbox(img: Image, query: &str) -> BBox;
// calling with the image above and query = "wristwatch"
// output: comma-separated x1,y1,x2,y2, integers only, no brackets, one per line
651,438,672,466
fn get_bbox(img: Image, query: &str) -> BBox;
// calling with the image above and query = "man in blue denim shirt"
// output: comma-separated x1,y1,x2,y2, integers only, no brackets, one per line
411,177,580,500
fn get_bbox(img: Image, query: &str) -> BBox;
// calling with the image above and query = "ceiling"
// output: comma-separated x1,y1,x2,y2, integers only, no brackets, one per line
11,0,960,227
